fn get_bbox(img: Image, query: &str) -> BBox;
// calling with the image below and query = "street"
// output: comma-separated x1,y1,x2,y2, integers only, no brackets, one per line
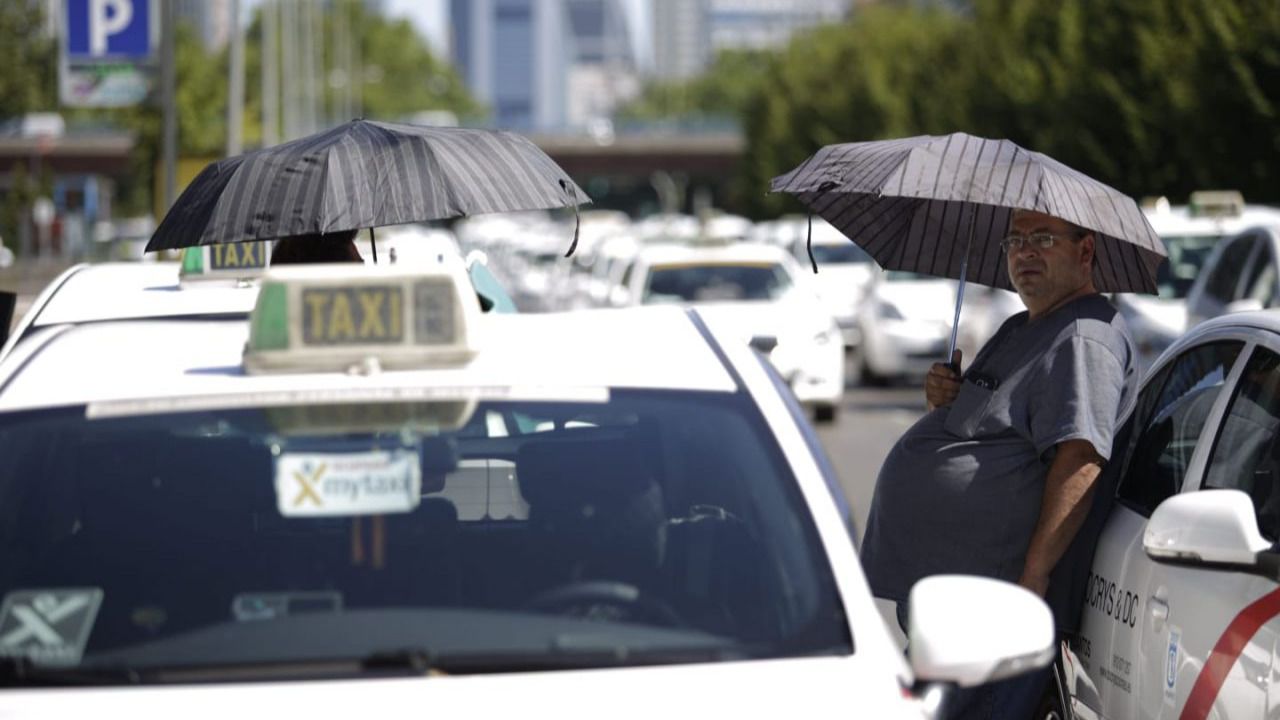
817,382,926,649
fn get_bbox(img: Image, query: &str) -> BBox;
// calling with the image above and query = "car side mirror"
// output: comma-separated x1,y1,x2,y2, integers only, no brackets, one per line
1144,489,1273,572
749,335,778,354
608,286,631,307
908,575,1054,688
0,291,15,348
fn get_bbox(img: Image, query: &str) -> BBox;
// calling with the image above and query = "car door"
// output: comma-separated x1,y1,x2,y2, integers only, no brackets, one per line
1141,341,1280,719
1076,338,1246,719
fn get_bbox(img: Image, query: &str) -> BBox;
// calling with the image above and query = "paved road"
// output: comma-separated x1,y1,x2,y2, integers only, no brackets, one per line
816,382,927,649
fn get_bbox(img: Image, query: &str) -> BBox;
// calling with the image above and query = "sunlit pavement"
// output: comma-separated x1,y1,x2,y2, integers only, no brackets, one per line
816,382,926,650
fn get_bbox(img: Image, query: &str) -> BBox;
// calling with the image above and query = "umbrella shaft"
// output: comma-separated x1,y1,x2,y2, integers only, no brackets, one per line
947,212,978,372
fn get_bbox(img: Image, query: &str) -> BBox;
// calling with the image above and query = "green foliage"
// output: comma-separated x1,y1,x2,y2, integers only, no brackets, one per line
0,3,56,119
619,49,777,122
725,0,1280,217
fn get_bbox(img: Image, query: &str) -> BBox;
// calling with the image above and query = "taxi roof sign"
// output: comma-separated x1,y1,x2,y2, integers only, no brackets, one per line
244,261,481,374
180,242,273,283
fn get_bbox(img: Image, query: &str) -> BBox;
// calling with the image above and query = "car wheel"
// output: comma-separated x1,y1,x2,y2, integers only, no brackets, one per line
847,347,883,387
814,403,838,424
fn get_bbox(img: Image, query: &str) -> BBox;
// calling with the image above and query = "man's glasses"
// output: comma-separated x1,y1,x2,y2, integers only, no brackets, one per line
999,232,1080,254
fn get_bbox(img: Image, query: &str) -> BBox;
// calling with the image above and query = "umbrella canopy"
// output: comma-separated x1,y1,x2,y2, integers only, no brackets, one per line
770,132,1165,294
146,120,590,252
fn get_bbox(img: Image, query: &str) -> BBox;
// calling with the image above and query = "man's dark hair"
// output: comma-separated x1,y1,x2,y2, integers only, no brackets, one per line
270,229,363,265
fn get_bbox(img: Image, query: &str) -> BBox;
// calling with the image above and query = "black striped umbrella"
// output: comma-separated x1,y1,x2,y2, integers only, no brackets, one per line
146,120,590,252
772,133,1166,364
771,132,1165,294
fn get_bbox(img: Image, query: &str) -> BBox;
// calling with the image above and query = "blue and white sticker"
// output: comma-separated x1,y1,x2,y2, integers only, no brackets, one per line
276,449,422,517
1164,625,1181,706
0,589,103,666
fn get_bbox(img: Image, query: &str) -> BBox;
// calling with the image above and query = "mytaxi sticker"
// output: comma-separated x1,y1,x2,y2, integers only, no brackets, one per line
275,450,421,517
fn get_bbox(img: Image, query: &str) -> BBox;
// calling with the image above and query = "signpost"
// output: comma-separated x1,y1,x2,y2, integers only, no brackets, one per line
60,0,157,108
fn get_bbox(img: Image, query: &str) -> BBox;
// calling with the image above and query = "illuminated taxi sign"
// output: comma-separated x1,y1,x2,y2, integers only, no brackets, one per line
180,241,272,282
244,262,481,374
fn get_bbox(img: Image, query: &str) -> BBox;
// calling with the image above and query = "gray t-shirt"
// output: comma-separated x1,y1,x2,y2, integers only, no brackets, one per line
860,294,1137,604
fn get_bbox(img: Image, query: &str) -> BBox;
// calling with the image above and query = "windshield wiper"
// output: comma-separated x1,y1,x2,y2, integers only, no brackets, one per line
427,643,749,674
0,648,437,687
0,656,142,687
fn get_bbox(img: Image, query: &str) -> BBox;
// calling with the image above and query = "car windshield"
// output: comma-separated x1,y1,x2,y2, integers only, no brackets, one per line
643,263,793,303
884,270,933,282
1157,234,1222,299
0,390,849,683
808,244,871,265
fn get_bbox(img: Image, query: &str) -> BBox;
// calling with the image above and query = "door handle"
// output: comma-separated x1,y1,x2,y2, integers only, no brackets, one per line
1150,596,1170,628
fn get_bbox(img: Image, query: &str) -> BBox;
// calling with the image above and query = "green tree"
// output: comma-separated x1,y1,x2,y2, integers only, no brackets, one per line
738,5,973,217
619,48,777,123
0,2,56,120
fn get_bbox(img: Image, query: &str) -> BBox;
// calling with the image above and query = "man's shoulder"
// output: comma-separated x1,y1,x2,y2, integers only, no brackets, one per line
1055,294,1131,343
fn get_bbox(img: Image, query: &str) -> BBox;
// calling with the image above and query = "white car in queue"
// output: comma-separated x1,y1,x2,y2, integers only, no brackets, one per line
1060,309,1280,720
615,240,845,423
0,241,272,362
787,218,876,352
850,270,957,386
0,258,1054,717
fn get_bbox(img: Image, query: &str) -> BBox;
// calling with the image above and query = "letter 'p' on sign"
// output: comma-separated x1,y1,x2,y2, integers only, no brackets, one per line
65,0,153,60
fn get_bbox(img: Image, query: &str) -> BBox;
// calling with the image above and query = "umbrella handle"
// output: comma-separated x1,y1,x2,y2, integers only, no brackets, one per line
369,227,377,264
947,210,978,373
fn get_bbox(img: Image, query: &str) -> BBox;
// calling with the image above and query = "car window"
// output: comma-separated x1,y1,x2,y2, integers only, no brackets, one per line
643,263,793,303
1244,243,1277,307
1204,235,1257,303
0,391,850,678
1116,341,1244,515
808,243,871,265
1202,347,1280,540
1156,235,1221,300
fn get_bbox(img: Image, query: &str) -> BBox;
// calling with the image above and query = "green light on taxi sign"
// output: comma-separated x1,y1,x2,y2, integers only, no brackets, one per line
181,247,204,275
250,283,289,351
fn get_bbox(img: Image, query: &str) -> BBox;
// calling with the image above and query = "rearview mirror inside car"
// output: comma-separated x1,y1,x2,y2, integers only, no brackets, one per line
1144,489,1273,572
908,575,1054,689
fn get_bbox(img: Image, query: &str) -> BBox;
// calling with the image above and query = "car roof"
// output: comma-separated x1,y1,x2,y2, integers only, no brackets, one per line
0,306,737,414
1143,205,1280,238
636,242,792,267
25,262,258,328
1185,308,1280,340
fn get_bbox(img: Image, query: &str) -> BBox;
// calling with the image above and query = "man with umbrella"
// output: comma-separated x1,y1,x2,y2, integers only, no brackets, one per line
773,134,1160,719
870,208,1138,717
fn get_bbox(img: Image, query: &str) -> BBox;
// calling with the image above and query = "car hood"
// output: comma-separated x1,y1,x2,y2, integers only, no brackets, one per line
695,299,831,343
812,266,874,305
0,655,923,719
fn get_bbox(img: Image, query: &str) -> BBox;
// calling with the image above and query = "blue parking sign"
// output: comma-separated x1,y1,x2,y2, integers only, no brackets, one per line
65,0,152,60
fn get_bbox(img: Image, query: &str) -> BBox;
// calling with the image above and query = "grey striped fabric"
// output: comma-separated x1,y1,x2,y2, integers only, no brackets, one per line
147,120,590,251
771,133,1166,294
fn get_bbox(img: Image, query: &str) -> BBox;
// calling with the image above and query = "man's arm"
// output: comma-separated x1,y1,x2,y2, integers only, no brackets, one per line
1018,439,1104,597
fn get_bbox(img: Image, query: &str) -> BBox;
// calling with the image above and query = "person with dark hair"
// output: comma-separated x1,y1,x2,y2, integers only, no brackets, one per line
269,230,363,265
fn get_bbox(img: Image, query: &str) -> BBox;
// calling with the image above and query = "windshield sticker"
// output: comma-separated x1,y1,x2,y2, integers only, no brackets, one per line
276,449,421,517
1164,626,1181,706
0,589,103,666
232,592,343,622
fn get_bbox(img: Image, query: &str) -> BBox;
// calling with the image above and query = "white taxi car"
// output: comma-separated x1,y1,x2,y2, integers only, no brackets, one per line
1126,193,1280,371
0,258,1052,717
1061,309,1280,719
0,242,271,362
0,239,515,363
616,240,844,423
